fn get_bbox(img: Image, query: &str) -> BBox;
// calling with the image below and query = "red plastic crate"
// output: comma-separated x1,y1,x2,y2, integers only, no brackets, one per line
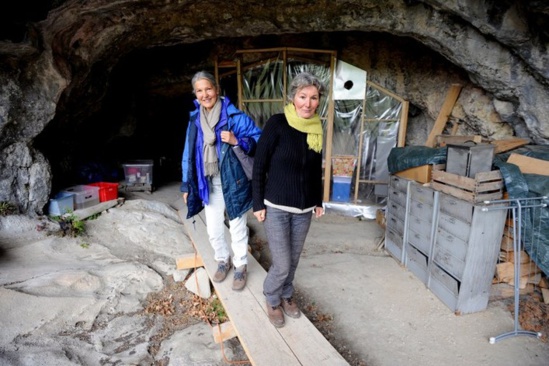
89,182,119,202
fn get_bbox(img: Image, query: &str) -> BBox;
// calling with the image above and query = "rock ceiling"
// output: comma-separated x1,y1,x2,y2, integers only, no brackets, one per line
1,0,549,214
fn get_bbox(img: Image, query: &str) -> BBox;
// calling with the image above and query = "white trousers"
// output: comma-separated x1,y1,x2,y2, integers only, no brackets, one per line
204,175,249,268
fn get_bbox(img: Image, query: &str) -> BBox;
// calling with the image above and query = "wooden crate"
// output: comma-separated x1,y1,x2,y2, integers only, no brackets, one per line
431,169,504,203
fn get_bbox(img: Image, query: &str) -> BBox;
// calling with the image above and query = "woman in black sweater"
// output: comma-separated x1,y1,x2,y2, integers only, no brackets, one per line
252,72,325,328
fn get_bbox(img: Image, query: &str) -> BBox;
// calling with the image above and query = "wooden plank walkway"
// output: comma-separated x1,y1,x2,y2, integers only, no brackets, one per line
178,207,349,366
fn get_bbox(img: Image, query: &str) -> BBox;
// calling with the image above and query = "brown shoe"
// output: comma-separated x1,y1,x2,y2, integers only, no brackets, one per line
281,297,301,318
232,265,247,291
267,302,285,328
212,259,231,282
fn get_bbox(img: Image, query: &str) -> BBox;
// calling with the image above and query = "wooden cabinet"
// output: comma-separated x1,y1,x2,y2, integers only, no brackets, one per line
385,175,507,314
405,183,437,284
385,175,411,264
430,195,506,314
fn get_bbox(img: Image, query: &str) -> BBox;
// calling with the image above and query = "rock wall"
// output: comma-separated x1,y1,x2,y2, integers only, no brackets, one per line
1,0,548,214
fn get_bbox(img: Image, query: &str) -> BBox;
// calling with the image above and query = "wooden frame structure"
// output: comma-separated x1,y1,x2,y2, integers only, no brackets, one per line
352,81,409,203
215,47,338,203
215,50,409,205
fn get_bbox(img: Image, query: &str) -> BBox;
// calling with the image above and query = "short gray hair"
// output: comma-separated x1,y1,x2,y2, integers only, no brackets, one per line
191,71,218,94
288,72,325,101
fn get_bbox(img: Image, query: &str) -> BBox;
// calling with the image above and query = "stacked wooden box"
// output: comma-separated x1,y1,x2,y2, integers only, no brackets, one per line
492,217,548,302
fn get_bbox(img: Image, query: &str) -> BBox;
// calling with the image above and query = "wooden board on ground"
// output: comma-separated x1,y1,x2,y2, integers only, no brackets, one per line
70,198,123,220
176,253,204,269
507,153,549,176
212,321,238,344
178,207,348,366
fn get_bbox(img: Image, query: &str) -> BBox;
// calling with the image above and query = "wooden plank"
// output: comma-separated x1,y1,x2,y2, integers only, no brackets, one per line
432,170,477,190
495,262,542,283
527,272,542,285
500,234,515,252
542,288,549,304
507,153,549,176
178,208,348,366
69,198,123,220
179,210,299,365
491,138,529,154
376,208,386,229
499,250,531,264
395,165,433,184
475,180,504,193
212,321,238,343
176,253,204,269
436,135,484,147
509,275,529,289
425,84,463,147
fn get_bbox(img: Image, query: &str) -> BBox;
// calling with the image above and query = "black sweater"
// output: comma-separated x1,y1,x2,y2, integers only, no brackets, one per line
252,113,323,212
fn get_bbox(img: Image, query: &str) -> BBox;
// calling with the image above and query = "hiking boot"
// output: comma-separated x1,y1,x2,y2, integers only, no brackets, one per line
267,302,285,328
212,259,231,282
232,265,247,291
281,297,301,318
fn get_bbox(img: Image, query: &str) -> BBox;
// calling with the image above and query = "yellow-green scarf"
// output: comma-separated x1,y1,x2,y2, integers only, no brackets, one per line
284,103,323,153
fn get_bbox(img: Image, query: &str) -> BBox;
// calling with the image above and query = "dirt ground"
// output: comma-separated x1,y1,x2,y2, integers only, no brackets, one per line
144,228,549,366
130,184,549,365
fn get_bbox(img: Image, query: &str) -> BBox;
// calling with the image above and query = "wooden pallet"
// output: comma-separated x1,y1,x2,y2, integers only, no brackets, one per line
431,169,504,203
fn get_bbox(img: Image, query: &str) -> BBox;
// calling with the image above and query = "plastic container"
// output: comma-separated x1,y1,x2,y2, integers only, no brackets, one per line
122,160,153,185
61,185,100,210
332,155,357,176
48,192,75,216
331,176,352,202
88,182,119,202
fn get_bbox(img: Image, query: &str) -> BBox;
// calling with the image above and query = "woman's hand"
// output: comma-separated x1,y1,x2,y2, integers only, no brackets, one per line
220,130,238,145
254,209,266,222
314,206,324,218
182,193,188,204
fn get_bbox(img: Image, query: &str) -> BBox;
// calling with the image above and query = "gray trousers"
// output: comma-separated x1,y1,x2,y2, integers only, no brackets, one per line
263,206,312,307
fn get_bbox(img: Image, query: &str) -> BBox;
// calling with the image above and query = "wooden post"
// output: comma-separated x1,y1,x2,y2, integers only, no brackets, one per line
425,84,462,147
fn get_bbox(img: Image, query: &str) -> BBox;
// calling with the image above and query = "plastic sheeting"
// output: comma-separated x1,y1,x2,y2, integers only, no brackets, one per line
387,146,448,173
388,145,549,277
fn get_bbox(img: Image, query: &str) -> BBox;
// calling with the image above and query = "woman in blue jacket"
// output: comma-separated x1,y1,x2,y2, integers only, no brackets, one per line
181,71,261,291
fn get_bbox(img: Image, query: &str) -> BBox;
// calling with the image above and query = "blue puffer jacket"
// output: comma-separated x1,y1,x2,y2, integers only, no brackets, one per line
181,97,262,220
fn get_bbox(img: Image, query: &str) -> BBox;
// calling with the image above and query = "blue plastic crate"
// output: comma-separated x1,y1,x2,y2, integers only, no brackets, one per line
331,176,352,202
48,192,75,216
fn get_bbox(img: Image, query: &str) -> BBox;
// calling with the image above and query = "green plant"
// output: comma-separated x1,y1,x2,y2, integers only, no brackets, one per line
80,242,90,249
208,298,228,323
0,201,17,216
51,212,86,237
